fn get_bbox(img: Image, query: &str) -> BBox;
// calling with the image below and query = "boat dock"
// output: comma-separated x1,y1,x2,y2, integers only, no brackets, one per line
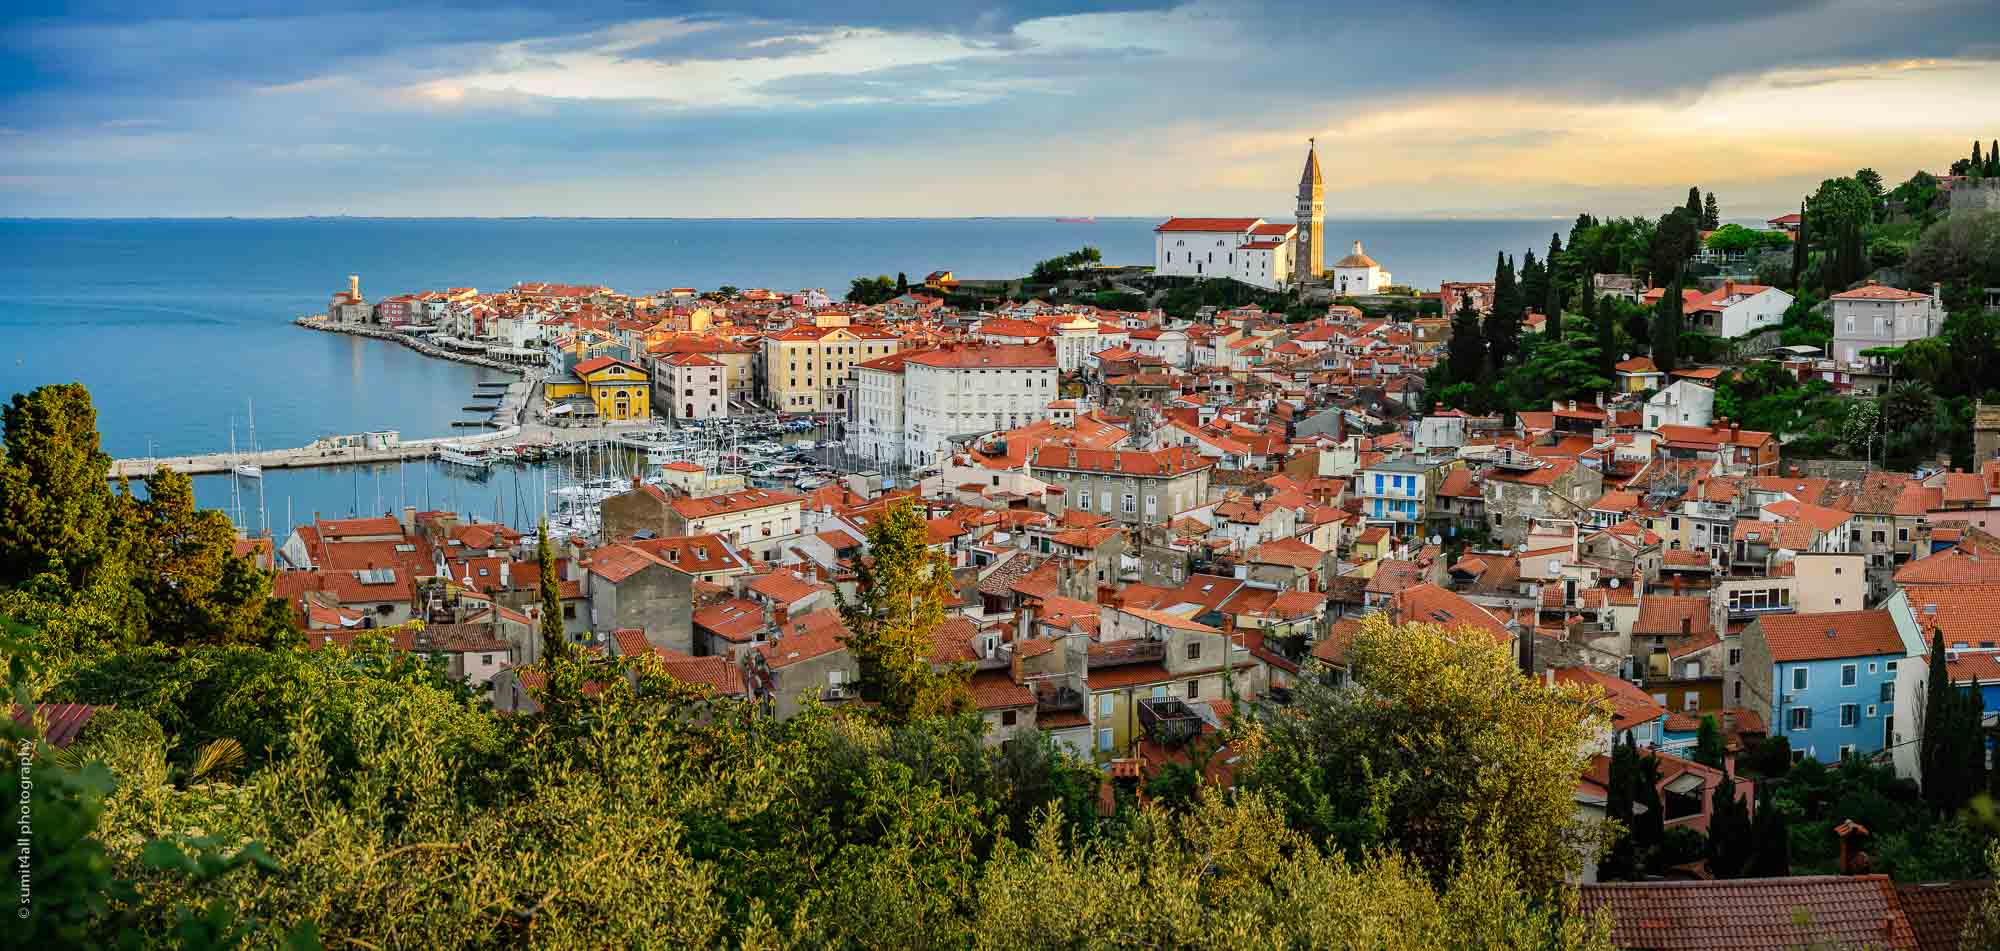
108,421,647,480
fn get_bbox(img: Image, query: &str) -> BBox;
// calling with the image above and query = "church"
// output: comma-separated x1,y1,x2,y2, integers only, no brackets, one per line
1152,141,1389,293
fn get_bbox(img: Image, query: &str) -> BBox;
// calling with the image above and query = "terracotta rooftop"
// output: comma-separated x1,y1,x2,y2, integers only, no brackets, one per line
1757,609,1905,662
1578,875,1917,951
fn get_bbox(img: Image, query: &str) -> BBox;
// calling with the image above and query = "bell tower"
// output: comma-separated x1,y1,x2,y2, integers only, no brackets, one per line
1296,139,1325,282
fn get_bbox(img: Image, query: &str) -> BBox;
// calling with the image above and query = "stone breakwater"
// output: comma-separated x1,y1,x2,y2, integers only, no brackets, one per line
293,316,536,377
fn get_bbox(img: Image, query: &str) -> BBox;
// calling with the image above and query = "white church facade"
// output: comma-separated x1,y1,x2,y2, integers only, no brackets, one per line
1152,218,1298,290
1151,141,1388,293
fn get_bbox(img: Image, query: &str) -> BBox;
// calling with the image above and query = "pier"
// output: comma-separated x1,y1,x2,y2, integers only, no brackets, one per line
108,421,659,480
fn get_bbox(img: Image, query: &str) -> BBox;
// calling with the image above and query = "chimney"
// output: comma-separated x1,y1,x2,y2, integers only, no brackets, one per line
500,560,511,589
400,505,417,535
1680,616,1691,637
1835,820,1871,875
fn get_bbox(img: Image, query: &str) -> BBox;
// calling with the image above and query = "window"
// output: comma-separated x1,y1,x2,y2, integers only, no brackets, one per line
1790,707,1811,730
1186,680,1201,699
1840,744,1857,762
1842,664,1857,686
1145,494,1158,517
562,604,576,620
1867,662,1877,674
1879,681,1894,703
1728,648,1742,666
1886,661,1898,672
1122,493,1136,514
1096,728,1113,751
1840,703,1858,727
1186,642,1202,661
1077,491,1090,511
1792,667,1808,691
1000,710,1017,726
1867,704,1878,718
1097,695,1114,717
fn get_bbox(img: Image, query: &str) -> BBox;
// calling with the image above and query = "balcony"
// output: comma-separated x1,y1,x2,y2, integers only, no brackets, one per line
1137,696,1205,748
1727,603,1795,621
1035,684,1085,712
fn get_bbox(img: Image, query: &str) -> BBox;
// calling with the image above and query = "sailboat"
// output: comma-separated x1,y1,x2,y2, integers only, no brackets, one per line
234,398,264,478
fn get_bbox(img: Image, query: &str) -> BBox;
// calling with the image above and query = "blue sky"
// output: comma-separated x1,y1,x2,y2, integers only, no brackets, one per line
3,1,1996,218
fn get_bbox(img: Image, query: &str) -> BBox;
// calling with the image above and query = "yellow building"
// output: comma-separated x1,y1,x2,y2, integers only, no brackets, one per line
760,320,901,413
546,356,651,421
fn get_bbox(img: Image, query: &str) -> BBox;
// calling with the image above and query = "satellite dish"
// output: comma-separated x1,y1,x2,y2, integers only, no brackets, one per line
1429,534,1442,546
1610,578,1621,588
1517,544,1528,553
1547,558,1563,575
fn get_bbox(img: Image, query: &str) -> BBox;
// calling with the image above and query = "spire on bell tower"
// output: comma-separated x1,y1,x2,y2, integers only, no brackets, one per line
1296,138,1326,281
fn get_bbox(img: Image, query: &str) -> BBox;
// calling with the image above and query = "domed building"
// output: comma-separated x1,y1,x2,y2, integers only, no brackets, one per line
1331,241,1392,294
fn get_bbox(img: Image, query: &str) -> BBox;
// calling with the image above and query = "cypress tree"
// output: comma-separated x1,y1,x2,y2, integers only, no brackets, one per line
537,519,570,664
1634,751,1666,869
1988,139,1998,175
1745,785,1790,877
1588,291,1614,379
1651,269,1683,374
1686,186,1703,221
1976,141,1985,173
1694,714,1725,768
1603,733,1640,880
1921,627,1957,813
1707,769,1752,878
1446,297,1487,385
1702,191,1720,230
1791,200,1809,292
1520,249,1547,322
1483,252,1522,369
895,272,909,295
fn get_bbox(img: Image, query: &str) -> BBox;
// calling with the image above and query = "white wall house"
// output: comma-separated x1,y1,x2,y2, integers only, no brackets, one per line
1690,282,1794,338
1330,241,1392,294
1126,327,1190,368
852,351,913,469
659,353,728,422
1153,218,1297,290
1644,379,1715,430
1830,283,1946,371
902,344,1061,467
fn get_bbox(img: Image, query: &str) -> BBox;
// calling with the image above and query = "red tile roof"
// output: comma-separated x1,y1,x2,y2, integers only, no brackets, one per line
1832,283,1931,301
1154,217,1261,233
1388,583,1510,642
1896,881,1991,951
670,488,804,520
1634,596,1716,637
1757,609,1905,662
1578,875,1917,951
1552,666,1668,730
969,669,1034,710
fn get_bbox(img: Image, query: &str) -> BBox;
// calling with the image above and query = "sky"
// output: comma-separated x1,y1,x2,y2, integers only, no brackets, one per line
3,0,1997,219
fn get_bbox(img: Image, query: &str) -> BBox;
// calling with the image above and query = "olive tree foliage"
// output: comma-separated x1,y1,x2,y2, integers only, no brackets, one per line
1240,613,1610,888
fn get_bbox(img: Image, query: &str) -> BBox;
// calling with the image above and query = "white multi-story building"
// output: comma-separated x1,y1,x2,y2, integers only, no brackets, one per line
903,344,1061,467
658,352,728,422
1153,218,1298,290
1126,327,1190,368
851,350,916,469
1830,282,1946,371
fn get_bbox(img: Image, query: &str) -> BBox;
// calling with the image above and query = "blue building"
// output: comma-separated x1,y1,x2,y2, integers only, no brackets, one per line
1743,609,1912,764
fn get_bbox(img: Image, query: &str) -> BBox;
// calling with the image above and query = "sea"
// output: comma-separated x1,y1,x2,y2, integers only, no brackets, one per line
0,216,1569,537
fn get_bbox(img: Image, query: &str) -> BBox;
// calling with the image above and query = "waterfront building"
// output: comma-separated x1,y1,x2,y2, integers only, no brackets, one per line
658,353,727,422
328,274,369,323
545,356,651,421
760,316,901,414
851,349,919,470
1149,142,1323,291
902,343,1062,467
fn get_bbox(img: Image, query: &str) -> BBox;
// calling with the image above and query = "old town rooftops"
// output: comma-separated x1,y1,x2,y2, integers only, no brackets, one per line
669,488,805,520
1028,444,1212,477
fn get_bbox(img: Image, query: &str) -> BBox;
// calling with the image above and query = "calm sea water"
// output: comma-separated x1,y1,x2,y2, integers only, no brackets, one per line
0,216,1568,535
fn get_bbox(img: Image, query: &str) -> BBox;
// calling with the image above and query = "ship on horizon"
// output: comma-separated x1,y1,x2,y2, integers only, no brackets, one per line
1053,215,1096,223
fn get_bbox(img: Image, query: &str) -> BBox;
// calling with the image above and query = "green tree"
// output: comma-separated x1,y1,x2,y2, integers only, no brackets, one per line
0,383,125,593
1702,191,1721,230
1447,296,1488,385
537,519,570,664
846,275,896,305
1792,200,1811,292
1806,176,1872,240
1588,291,1615,379
1707,769,1752,878
1856,167,1885,212
1602,732,1639,881
1685,186,1703,223
1922,627,1964,815
1520,249,1548,323
895,272,909,295
126,467,283,648
1483,253,1523,369
1649,208,1700,285
1746,785,1791,877
836,499,970,723
1247,612,1609,887
1633,751,1666,867
1694,714,1725,769
1651,270,1684,374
